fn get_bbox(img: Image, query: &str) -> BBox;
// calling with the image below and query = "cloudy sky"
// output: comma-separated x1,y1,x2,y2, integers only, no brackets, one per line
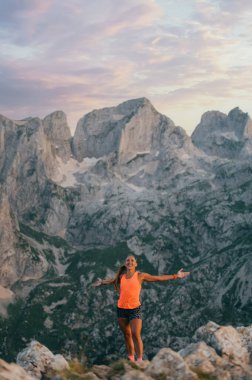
1,0,252,134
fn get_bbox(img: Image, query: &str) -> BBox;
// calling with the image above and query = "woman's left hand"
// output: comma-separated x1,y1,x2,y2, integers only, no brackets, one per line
177,268,190,279
92,278,103,287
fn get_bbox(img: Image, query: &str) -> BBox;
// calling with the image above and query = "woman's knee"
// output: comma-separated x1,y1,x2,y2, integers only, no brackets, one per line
119,323,132,339
131,329,141,340
124,330,132,340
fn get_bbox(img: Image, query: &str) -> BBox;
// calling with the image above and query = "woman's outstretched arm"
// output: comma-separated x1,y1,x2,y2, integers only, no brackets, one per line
92,277,115,287
140,268,190,283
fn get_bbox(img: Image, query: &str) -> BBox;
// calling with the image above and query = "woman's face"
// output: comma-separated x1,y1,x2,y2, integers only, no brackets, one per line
125,255,137,270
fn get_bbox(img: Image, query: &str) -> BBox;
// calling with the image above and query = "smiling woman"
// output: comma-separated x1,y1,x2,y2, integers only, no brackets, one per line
93,255,190,362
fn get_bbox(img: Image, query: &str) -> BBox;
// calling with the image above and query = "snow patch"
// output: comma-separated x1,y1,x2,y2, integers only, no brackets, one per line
53,247,68,275
114,171,146,192
14,120,28,126
220,131,239,141
51,157,100,187
43,298,68,314
47,282,71,287
126,182,146,193
44,317,54,329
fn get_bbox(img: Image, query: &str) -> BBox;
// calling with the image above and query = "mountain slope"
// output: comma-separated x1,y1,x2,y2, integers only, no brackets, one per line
0,99,252,364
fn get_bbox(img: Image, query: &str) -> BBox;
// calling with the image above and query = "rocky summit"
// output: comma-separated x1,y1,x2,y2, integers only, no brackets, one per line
1,322,252,380
0,98,252,365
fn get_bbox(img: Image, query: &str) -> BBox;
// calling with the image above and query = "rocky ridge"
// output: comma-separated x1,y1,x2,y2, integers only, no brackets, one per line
0,98,252,364
1,322,252,380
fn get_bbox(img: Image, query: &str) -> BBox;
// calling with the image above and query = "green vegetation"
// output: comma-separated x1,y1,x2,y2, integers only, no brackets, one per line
108,358,139,378
191,368,215,380
0,236,159,363
19,222,70,249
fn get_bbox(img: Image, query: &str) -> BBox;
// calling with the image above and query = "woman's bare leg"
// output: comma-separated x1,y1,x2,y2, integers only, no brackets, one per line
118,318,135,358
130,318,143,360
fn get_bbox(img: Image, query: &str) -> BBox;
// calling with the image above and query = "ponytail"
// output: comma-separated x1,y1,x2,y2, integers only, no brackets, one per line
114,264,127,292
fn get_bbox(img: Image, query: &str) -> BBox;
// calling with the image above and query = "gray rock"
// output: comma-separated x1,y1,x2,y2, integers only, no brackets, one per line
180,341,232,380
122,369,154,380
81,372,100,380
193,322,250,364
180,340,252,380
145,348,198,380
16,340,69,379
0,358,36,380
237,325,252,363
91,364,111,379
192,107,252,158
43,111,72,163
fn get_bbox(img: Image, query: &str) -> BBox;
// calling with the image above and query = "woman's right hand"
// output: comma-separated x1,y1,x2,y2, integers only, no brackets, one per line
177,268,190,279
92,278,103,287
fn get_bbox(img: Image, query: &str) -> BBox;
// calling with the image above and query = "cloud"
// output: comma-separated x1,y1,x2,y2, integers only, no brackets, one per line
217,0,252,13
0,0,252,134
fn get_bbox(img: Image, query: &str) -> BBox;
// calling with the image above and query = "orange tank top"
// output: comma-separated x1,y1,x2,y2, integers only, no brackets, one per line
118,271,141,309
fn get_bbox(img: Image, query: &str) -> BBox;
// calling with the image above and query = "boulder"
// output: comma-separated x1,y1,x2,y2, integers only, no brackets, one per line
237,325,252,363
180,341,232,380
193,321,250,364
145,348,198,380
91,364,111,379
16,340,69,379
0,358,36,380
106,360,137,380
80,372,100,380
122,369,154,380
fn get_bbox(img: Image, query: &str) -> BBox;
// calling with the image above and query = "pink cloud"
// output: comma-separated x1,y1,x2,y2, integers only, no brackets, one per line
1,0,252,135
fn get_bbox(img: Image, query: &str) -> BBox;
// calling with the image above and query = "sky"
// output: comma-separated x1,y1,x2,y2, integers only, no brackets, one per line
0,0,252,135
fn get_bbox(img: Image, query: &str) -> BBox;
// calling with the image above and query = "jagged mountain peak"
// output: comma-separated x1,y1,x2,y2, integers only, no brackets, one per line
75,97,158,133
199,109,226,125
72,97,177,163
115,96,155,113
44,110,67,119
192,107,252,158
43,110,69,134
228,106,247,118
42,110,72,162
88,97,154,116
0,114,13,123
227,107,252,139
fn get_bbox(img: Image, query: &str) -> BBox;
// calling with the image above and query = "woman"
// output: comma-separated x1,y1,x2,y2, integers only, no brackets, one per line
93,255,190,362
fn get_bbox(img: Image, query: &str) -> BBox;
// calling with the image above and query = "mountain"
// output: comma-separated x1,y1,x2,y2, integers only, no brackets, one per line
192,107,252,158
0,98,252,364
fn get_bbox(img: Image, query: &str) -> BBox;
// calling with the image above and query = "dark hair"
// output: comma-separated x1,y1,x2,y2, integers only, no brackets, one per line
114,264,127,292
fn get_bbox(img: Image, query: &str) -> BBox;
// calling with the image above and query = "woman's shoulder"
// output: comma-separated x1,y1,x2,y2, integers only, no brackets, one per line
137,271,144,279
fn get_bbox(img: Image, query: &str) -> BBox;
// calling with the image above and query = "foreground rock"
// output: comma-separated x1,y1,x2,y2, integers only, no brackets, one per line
193,321,250,364
10,322,252,380
90,324,252,380
16,341,69,379
0,359,36,380
146,348,197,380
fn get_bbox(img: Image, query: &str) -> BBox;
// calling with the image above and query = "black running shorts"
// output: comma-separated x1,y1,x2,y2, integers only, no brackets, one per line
117,305,142,321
